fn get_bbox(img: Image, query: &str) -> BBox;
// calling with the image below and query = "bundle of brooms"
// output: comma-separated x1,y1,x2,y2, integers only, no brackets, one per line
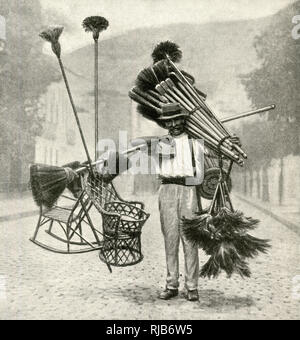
129,41,247,166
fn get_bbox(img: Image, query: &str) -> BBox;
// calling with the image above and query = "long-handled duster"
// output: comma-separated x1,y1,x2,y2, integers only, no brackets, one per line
82,16,109,160
39,26,93,172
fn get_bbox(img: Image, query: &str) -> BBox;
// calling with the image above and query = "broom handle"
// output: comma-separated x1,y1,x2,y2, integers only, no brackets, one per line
160,81,234,150
94,39,99,161
58,57,93,172
129,90,163,113
168,59,230,135
168,68,248,158
75,144,148,174
221,105,276,123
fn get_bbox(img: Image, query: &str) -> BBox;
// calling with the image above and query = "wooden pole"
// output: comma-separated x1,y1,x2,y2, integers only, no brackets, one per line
94,38,99,161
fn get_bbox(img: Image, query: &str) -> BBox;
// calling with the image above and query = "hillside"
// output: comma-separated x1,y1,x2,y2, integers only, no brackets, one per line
64,17,272,141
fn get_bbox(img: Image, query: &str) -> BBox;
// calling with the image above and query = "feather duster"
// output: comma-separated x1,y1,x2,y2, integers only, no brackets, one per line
183,207,271,279
151,40,182,63
82,16,109,40
39,26,64,58
135,60,170,92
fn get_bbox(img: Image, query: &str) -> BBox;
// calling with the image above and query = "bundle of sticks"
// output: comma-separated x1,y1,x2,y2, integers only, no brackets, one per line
129,58,247,165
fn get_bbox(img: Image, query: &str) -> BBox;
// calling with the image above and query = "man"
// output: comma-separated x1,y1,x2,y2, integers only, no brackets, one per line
131,103,204,301
133,102,240,301
155,103,203,302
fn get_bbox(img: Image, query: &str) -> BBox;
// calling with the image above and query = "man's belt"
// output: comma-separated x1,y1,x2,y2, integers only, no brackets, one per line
161,177,189,186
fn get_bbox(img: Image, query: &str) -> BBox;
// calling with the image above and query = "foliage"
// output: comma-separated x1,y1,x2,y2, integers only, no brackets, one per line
0,0,60,188
239,0,300,167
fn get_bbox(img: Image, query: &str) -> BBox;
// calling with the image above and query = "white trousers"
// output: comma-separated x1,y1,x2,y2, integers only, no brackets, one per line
159,184,200,291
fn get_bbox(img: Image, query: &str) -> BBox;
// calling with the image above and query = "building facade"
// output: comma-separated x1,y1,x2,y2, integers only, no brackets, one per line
35,77,94,168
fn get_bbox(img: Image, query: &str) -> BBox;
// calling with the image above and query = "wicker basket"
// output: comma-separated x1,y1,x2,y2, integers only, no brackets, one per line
83,174,150,267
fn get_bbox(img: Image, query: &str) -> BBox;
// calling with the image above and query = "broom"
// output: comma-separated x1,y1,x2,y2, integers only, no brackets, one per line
82,16,109,160
151,40,207,99
30,143,149,208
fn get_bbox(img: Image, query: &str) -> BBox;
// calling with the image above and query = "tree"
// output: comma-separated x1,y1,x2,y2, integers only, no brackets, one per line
241,0,300,159
235,1,300,203
0,0,60,191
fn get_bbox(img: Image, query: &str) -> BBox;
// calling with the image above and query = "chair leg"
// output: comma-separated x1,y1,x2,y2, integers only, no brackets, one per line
101,250,112,273
31,212,43,242
78,223,84,244
47,220,54,234
66,223,71,253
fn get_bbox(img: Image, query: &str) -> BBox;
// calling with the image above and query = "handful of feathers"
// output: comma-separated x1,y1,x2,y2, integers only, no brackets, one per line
183,205,271,279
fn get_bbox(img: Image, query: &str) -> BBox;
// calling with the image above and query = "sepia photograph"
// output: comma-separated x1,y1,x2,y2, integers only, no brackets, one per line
0,0,299,322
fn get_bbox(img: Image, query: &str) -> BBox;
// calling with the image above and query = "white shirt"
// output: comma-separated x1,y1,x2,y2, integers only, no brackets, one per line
155,133,204,186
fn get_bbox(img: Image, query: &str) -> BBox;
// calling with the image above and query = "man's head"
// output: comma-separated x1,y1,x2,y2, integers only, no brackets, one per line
159,103,188,137
162,116,186,137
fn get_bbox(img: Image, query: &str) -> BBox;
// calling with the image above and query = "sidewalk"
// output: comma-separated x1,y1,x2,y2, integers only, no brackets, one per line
1,189,300,234
0,193,38,223
0,188,142,223
1,192,299,320
234,193,300,236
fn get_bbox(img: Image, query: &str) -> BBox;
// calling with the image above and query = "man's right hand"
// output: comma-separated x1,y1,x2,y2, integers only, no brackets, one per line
130,136,160,153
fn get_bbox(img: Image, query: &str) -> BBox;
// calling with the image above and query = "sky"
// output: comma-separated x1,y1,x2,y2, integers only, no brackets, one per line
40,0,297,52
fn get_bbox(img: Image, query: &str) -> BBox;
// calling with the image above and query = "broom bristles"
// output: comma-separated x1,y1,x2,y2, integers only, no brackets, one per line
30,164,69,208
82,16,109,35
136,104,160,121
63,161,83,199
135,61,170,92
182,214,213,248
152,60,170,82
182,207,271,279
213,208,260,232
233,234,271,259
151,41,182,64
200,242,252,279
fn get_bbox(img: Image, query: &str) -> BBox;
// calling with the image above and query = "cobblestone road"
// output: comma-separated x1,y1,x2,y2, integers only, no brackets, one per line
0,194,299,320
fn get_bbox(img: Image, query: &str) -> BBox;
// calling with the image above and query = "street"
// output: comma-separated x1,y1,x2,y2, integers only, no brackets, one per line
0,194,299,320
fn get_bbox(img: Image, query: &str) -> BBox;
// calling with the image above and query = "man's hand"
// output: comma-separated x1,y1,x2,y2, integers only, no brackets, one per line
130,136,160,154
96,151,131,181
64,167,79,184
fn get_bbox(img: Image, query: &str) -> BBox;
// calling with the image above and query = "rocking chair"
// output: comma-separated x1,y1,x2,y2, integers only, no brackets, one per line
30,189,102,255
30,172,150,271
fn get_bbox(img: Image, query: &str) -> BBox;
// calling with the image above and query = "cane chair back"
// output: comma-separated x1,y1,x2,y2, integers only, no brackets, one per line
83,174,150,267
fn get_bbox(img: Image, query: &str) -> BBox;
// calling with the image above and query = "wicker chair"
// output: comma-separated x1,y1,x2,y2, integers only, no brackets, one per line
30,190,102,255
83,174,150,268
30,173,150,271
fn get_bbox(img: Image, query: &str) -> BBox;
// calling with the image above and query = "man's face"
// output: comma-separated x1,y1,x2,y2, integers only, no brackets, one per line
163,117,186,137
